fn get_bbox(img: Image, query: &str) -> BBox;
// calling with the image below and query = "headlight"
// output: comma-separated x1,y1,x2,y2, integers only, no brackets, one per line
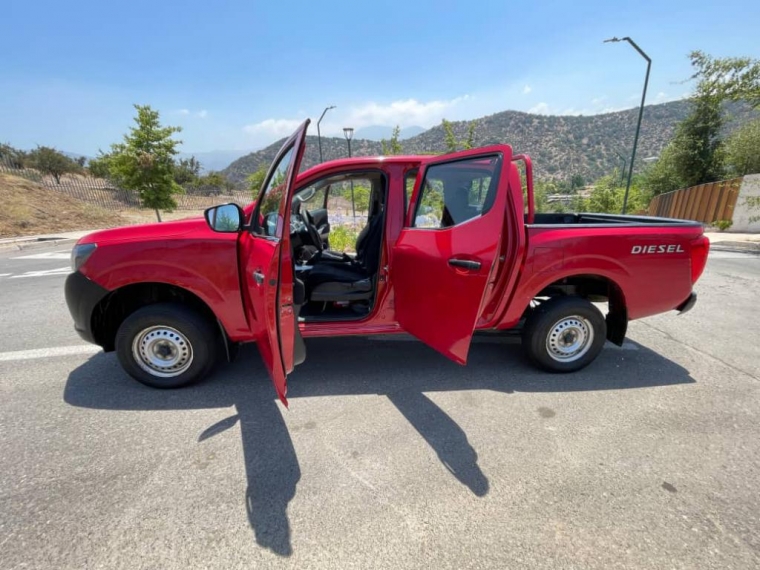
71,243,97,272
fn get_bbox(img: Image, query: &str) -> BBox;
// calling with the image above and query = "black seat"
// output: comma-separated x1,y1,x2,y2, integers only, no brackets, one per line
306,208,384,303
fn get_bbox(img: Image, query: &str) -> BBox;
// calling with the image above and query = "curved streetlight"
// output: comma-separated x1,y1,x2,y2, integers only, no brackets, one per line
605,36,651,214
343,127,355,218
317,105,336,163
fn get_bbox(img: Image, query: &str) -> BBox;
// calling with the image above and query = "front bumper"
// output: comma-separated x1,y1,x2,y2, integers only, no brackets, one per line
64,271,110,344
676,292,697,315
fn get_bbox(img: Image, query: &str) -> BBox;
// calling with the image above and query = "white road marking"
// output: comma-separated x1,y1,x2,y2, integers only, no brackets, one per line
9,267,70,279
12,252,71,260
0,345,101,362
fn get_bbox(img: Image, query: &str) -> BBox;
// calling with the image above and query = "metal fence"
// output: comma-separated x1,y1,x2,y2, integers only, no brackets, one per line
647,178,743,223
0,158,252,211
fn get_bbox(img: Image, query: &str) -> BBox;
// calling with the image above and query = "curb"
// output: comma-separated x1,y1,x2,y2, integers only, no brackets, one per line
710,241,760,254
0,237,78,252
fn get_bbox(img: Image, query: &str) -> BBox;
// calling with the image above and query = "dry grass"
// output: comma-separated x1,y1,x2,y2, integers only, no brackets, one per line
0,174,204,238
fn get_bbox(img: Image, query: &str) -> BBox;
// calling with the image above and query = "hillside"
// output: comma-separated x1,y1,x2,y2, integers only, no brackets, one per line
223,100,757,186
0,173,126,237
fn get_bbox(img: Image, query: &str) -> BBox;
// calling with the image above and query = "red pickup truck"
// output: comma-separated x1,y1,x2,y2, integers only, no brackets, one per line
65,120,709,406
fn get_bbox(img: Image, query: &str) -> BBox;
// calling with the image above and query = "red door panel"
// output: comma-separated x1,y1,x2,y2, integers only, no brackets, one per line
239,120,310,407
392,146,512,364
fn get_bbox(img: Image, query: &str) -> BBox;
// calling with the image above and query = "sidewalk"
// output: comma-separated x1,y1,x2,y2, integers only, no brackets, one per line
705,231,760,253
0,230,99,251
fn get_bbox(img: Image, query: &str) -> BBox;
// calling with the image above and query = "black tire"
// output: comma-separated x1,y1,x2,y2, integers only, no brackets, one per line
522,296,607,373
115,302,219,388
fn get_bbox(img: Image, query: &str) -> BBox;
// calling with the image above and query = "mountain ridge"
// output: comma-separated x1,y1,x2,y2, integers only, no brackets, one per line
222,100,757,186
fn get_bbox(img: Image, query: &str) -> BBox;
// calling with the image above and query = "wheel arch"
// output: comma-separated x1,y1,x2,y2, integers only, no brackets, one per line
527,272,628,346
90,282,231,355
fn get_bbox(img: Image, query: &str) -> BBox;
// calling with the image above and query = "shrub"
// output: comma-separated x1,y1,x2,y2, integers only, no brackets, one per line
329,225,359,252
713,219,733,231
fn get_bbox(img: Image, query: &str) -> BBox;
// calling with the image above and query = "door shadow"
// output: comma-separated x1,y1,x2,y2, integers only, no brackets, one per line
64,336,696,556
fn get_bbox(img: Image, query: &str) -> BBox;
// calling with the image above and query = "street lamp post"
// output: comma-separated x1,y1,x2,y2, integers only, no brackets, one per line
317,105,336,163
343,127,355,219
605,36,651,214
614,150,628,186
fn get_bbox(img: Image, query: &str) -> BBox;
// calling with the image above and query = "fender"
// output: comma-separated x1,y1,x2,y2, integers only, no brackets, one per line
497,251,631,329
81,245,253,341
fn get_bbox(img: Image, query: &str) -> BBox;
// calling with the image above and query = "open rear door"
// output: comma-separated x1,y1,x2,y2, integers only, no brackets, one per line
391,145,512,364
240,120,310,407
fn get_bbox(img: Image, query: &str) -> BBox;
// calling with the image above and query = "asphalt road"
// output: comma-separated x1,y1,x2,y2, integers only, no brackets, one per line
1,243,759,569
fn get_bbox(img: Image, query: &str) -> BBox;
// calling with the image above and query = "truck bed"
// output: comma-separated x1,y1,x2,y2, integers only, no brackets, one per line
528,212,704,228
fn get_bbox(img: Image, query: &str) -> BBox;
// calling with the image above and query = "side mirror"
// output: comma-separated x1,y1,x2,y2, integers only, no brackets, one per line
204,203,244,233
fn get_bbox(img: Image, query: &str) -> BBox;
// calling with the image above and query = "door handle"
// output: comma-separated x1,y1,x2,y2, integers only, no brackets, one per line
253,270,265,285
448,258,482,271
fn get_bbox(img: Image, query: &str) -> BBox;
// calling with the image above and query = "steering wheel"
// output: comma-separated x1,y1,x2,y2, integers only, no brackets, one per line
301,210,324,251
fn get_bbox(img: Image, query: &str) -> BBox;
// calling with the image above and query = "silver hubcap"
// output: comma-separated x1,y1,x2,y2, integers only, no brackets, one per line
132,326,193,377
546,316,594,363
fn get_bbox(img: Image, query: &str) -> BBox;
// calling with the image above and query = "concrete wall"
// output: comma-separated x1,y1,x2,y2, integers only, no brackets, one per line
730,174,760,232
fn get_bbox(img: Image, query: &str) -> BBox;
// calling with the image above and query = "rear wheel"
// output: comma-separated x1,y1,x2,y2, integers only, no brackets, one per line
522,296,607,373
115,303,219,388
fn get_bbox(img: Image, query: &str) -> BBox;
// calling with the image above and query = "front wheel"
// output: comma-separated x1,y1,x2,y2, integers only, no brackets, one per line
115,303,219,388
522,297,607,373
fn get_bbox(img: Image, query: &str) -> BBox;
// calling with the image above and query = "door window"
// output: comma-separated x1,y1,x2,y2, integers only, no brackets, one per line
252,146,295,238
412,157,501,229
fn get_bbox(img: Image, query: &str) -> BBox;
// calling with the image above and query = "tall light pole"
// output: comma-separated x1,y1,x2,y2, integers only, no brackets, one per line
605,36,651,214
317,105,336,163
614,150,628,186
343,127,355,218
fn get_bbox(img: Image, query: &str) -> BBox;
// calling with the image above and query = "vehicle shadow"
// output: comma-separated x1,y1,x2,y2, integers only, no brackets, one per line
63,336,695,557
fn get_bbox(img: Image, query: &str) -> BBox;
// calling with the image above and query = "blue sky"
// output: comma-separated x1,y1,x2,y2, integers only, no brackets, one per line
2,0,759,156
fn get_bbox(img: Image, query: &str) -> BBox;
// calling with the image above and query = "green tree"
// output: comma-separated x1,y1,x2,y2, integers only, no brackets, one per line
442,119,458,152
653,50,760,193
381,125,403,155
174,156,201,185
587,176,622,213
107,105,183,221
247,166,268,196
586,174,650,214
570,174,585,190
0,143,27,169
87,153,112,178
351,184,371,214
26,146,81,184
463,122,476,150
642,143,684,195
725,118,760,176
689,51,760,108
669,96,725,188
440,119,477,152
197,170,233,191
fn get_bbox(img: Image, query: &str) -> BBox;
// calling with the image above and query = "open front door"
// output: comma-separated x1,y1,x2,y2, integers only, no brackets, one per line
391,145,512,364
240,120,310,407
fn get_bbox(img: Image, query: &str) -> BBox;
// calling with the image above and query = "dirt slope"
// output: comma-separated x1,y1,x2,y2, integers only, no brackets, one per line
0,173,128,238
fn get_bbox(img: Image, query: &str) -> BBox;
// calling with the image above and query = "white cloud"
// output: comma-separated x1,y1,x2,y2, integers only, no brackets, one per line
346,95,469,129
197,109,208,119
176,109,191,115
245,95,472,142
523,85,532,94
243,118,303,137
528,102,550,115
591,96,606,105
